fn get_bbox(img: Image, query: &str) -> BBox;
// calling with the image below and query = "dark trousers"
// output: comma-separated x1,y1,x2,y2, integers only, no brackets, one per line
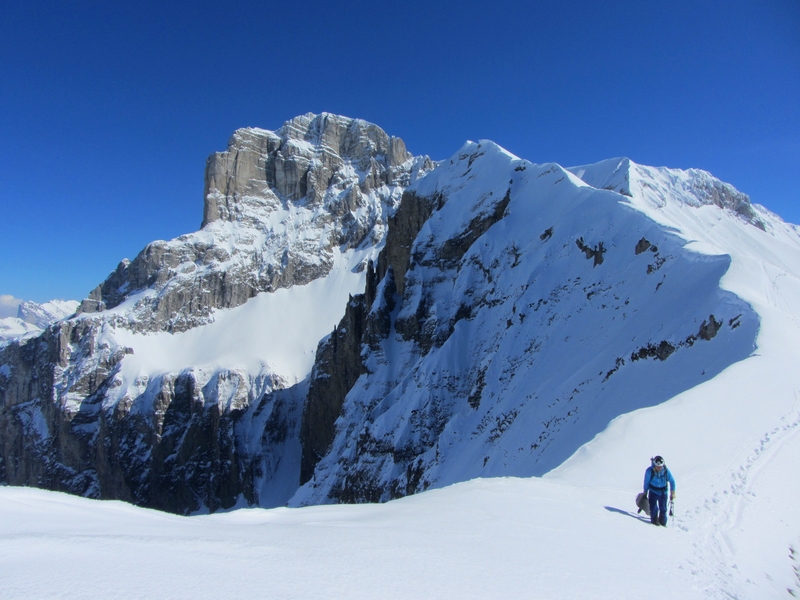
648,489,668,525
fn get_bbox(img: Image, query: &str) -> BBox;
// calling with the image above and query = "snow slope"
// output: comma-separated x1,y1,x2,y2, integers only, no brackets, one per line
0,317,40,346
548,157,800,597
0,481,709,599
101,247,375,390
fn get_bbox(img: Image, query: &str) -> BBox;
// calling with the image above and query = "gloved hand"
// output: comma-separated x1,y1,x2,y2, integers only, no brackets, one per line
670,491,676,500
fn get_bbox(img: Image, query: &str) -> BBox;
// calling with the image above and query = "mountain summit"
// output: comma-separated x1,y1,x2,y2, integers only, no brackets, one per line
78,113,431,333
0,113,432,512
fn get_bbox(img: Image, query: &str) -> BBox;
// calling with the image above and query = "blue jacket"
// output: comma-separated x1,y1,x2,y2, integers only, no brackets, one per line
644,466,676,494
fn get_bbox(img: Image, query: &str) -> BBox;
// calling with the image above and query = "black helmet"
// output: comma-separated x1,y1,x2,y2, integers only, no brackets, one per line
652,456,665,466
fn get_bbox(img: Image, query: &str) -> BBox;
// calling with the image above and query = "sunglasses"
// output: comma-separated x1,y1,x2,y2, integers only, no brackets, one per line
654,461,664,467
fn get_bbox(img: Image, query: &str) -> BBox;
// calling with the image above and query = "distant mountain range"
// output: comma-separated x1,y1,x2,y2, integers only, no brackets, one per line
0,297,79,346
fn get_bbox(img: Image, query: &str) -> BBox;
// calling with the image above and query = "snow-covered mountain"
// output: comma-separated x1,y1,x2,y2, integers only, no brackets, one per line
294,144,768,505
1,114,798,537
3,113,800,596
78,113,430,333
0,297,78,346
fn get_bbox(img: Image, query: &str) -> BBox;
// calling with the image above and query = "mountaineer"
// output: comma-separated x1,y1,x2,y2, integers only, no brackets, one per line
643,455,676,526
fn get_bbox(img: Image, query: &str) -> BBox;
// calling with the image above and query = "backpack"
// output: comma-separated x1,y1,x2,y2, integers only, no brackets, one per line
636,491,651,516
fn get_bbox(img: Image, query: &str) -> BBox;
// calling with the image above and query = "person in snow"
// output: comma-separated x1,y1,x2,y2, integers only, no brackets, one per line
643,455,675,526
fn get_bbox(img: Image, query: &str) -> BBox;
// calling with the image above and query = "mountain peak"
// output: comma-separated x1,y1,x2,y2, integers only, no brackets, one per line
568,158,765,229
567,157,633,197
204,113,416,228
75,115,431,334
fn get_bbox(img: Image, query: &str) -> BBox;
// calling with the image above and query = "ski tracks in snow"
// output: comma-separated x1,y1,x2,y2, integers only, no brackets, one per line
682,388,800,598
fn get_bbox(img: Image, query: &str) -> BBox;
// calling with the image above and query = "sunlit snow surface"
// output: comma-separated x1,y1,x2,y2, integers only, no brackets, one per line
103,248,374,386
294,144,762,505
3,147,800,598
0,480,707,599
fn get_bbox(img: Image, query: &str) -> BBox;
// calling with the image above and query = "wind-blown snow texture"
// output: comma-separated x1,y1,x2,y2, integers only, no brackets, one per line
2,115,800,598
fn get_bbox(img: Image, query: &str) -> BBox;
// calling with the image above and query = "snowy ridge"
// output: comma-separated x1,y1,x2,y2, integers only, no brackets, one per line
550,147,800,597
569,157,766,229
293,140,762,506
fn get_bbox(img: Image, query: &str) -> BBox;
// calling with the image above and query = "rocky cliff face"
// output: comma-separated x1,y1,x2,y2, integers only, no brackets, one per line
299,189,442,485
203,114,412,226
0,113,431,514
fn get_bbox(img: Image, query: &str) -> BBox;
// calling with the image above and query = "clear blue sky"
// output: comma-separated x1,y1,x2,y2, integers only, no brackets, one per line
1,0,798,303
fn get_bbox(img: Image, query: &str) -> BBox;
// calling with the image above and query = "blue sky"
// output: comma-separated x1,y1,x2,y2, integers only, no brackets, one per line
1,0,798,303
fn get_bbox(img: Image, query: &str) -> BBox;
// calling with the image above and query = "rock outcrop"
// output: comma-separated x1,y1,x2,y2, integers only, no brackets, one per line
299,188,441,484
203,114,413,226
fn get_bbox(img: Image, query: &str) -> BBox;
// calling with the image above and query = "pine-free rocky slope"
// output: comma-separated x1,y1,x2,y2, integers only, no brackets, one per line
1,113,797,520
294,144,765,504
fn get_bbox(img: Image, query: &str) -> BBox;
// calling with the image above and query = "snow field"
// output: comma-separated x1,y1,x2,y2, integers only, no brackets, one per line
0,478,702,600
106,247,377,387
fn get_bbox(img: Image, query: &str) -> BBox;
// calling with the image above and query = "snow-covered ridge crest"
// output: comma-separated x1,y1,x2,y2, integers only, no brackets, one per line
568,157,766,230
293,138,783,505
